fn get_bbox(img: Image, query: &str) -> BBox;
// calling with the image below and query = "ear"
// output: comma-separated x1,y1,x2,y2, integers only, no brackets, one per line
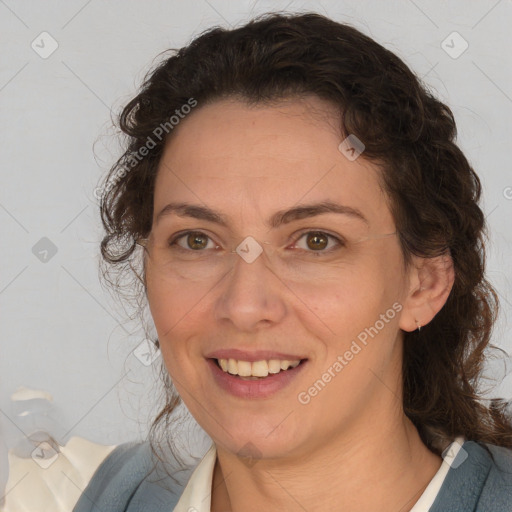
399,250,455,332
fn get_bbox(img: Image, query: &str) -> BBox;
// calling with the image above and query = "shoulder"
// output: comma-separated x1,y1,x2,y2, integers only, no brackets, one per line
72,440,194,512
476,442,512,509
430,440,512,512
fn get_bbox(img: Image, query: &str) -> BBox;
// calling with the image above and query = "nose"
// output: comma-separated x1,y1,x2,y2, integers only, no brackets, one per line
214,242,287,331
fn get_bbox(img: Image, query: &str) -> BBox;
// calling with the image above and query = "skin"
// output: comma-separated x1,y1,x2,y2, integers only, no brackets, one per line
144,95,455,512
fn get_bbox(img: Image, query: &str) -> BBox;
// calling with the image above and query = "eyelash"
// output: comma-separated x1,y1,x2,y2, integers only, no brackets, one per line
168,229,345,255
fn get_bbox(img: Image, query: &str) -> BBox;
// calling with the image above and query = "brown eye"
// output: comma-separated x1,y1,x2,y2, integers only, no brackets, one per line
306,232,328,250
186,232,209,250
170,231,215,251
293,230,343,254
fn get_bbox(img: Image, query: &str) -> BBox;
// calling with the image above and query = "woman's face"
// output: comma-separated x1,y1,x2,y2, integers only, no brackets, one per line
145,96,416,460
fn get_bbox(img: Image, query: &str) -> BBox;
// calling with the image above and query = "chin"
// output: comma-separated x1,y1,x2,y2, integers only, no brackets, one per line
213,421,302,460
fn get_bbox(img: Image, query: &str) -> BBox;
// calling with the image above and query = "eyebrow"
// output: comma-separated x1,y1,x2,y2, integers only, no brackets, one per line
155,200,369,228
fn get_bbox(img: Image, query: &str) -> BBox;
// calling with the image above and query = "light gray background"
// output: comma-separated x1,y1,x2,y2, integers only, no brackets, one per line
1,0,511,475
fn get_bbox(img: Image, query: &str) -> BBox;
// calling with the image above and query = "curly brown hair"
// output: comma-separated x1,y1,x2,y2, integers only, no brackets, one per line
98,11,512,469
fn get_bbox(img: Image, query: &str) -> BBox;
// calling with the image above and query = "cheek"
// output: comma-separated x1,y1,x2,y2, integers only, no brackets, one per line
145,276,183,360
145,270,208,373
146,280,172,334
146,268,199,332
305,268,400,359
296,265,384,322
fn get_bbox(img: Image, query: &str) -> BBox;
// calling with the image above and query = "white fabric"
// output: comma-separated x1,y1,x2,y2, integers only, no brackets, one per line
173,443,217,512
174,436,466,512
2,437,117,512
409,435,466,512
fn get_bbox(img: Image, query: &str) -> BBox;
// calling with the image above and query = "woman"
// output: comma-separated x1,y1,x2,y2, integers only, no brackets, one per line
74,12,512,512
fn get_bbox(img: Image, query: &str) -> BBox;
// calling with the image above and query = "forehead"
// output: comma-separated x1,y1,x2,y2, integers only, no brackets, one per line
153,96,393,231
161,96,344,171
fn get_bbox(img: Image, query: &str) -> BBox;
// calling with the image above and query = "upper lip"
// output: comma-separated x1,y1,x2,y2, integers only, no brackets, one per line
205,349,308,362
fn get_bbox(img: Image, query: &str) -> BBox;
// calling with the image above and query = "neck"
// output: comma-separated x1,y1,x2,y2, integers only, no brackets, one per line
211,416,442,512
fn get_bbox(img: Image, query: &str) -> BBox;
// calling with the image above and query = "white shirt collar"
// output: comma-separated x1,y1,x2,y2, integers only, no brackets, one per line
173,442,217,512
173,436,466,512
409,435,466,512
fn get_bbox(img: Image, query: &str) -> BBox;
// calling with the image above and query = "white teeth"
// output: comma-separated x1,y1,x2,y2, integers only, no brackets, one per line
251,360,268,377
217,358,302,377
237,360,252,377
268,359,282,374
227,358,237,375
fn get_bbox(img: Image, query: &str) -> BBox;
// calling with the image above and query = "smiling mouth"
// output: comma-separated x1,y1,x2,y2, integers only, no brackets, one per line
211,357,308,380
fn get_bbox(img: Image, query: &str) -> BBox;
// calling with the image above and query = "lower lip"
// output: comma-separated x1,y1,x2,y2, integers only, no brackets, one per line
206,358,308,399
